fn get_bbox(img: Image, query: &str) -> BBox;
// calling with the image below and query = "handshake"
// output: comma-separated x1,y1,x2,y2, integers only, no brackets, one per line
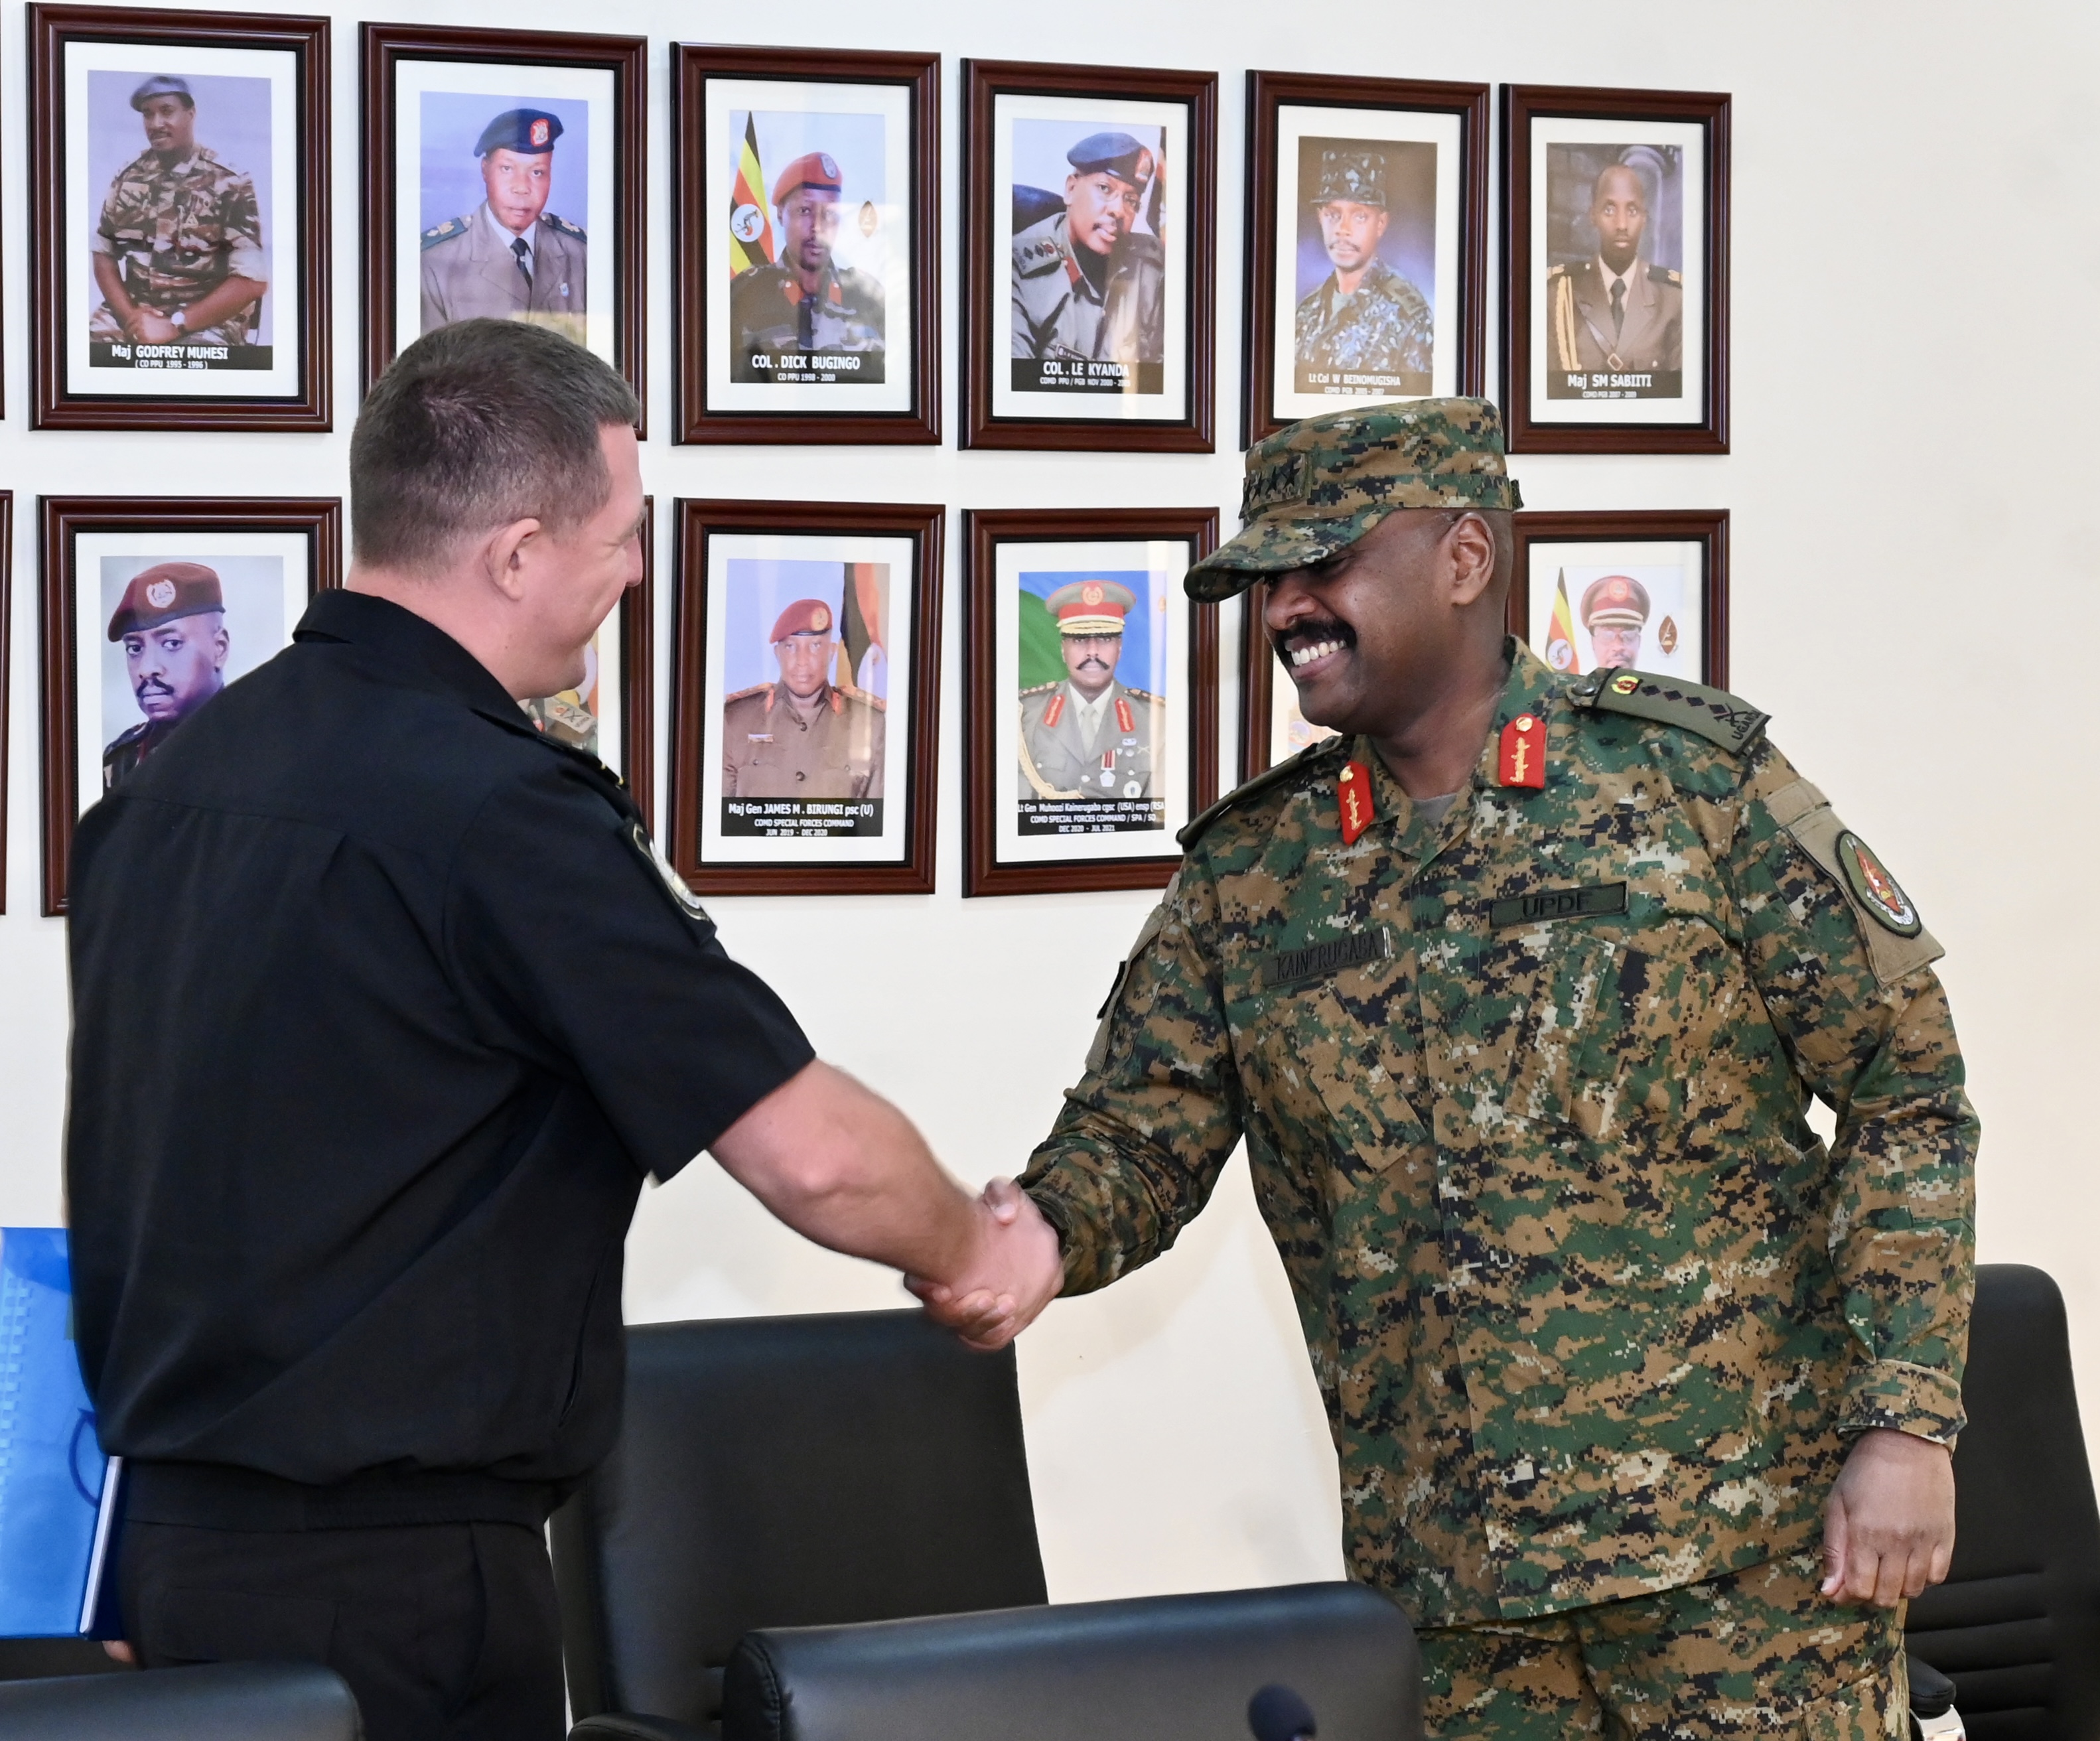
906,1177,1068,1352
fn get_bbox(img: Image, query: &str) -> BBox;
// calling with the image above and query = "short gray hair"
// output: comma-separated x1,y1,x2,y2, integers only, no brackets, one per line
350,319,640,575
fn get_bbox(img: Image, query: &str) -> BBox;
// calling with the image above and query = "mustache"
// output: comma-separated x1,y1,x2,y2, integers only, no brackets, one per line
1271,617,1356,659
134,677,174,697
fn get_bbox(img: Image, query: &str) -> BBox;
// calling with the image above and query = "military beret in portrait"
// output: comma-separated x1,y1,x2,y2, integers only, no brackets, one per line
107,561,225,640
771,151,843,206
1580,574,1651,630
474,108,563,157
1314,149,1388,208
770,598,835,641
1066,131,1153,187
129,74,193,109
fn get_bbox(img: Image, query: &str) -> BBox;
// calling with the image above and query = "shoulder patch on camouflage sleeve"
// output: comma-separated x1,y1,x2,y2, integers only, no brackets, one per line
1571,668,1770,754
1764,777,1943,987
1175,736,1349,851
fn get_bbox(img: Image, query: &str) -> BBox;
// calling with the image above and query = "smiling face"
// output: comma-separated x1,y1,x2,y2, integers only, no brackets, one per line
1318,200,1389,273
774,632,836,700
482,147,553,236
1060,630,1122,702
1065,171,1141,256
1590,165,1648,276
138,93,196,157
125,611,228,723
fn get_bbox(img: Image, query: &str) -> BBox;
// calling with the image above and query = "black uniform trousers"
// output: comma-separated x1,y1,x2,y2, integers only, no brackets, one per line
119,1517,565,1741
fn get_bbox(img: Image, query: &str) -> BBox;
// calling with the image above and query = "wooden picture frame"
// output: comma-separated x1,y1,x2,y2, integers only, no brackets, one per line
40,495,342,914
667,498,944,895
1242,70,1488,449
961,58,1217,453
0,498,15,912
964,508,1220,896
1501,84,1730,454
1507,509,1730,688
31,3,332,432
360,22,648,420
671,44,940,446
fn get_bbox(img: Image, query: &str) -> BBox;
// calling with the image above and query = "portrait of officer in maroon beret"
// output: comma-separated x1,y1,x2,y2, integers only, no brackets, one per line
727,148,886,384
103,561,231,790
721,596,885,803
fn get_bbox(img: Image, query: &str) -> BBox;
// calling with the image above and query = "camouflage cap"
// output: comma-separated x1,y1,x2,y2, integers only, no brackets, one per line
1312,149,1387,208
1185,398,1522,602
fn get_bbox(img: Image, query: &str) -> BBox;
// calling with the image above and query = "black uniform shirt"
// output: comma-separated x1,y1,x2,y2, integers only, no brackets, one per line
66,589,813,1515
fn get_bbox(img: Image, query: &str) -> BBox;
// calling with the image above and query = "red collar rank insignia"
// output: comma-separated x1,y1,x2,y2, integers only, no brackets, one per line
1338,760,1375,843
1498,713,1547,789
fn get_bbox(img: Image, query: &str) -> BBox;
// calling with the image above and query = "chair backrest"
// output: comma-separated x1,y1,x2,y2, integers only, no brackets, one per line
1906,1264,2100,1741
0,1661,358,1741
552,1310,1048,1727
721,1582,1421,1741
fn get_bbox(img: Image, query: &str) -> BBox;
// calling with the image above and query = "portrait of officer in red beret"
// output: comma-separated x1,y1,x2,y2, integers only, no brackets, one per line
727,147,886,384
721,596,886,803
103,561,232,790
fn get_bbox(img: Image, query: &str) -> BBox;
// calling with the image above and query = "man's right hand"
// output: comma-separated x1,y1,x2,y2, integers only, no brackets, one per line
908,1178,1064,1352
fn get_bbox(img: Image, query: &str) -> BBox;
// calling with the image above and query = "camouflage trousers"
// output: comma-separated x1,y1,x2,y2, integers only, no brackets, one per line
1419,1552,1908,1741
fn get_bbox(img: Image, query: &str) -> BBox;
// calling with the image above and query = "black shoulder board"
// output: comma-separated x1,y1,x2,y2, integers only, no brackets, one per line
1176,736,1349,851
542,211,587,240
1570,669,1769,753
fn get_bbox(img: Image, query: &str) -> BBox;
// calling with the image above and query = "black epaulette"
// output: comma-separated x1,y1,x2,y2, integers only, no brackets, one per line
1652,263,1683,285
541,211,587,241
421,216,466,249
1176,735,1350,851
1569,669,1769,754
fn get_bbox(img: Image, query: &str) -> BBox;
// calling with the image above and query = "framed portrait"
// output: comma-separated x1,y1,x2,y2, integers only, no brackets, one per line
360,24,647,413
964,509,1220,896
39,495,343,914
667,500,944,895
1236,581,1342,782
1502,85,1730,453
522,494,655,829
1242,71,1488,447
673,44,939,446
1507,510,1730,689
961,60,1217,453
30,4,331,433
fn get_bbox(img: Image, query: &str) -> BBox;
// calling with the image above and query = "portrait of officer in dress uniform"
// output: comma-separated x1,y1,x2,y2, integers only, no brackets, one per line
1016,580,1162,809
103,563,230,790
1578,572,1651,669
1293,147,1432,394
1011,131,1166,390
721,597,885,803
420,108,587,344
1545,160,1683,389
88,75,267,360
727,151,886,383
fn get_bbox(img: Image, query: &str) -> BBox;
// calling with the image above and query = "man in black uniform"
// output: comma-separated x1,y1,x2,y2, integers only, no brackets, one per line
66,319,1031,1741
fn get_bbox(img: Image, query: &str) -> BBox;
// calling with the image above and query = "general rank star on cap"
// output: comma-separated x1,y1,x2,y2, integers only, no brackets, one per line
107,562,224,640
1185,398,1523,602
474,109,563,157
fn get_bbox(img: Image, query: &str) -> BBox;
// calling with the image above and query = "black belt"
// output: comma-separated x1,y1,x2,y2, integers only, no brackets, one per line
123,1460,567,1532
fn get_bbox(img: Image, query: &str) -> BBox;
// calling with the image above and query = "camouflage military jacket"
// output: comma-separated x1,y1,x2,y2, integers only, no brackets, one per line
1020,643,1977,1626
1293,258,1433,382
729,262,886,380
94,147,264,322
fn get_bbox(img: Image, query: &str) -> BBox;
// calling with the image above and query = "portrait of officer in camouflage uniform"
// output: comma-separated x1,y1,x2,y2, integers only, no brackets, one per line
926,399,1977,1739
103,562,231,790
1011,131,1165,392
722,597,884,807
1017,581,1162,817
88,75,267,362
1546,159,1684,391
421,108,587,345
1293,147,1433,395
728,151,886,384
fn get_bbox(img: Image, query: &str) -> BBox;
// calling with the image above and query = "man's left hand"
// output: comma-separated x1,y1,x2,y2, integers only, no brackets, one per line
1821,1427,1955,1607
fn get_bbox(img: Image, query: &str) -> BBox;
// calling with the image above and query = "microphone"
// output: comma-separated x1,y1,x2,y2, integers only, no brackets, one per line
1248,1683,1317,1741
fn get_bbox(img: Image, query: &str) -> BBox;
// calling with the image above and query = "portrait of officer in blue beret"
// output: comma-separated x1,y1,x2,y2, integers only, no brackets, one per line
421,107,587,344
1011,126,1166,393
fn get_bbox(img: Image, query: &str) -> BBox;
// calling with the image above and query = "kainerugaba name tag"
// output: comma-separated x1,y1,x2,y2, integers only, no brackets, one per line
1260,928,1391,991
1488,882,1628,929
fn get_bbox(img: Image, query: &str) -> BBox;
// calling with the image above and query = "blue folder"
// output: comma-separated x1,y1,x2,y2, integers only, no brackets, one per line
0,1229,122,1637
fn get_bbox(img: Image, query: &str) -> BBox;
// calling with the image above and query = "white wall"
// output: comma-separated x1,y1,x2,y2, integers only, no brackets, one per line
3,0,2095,1602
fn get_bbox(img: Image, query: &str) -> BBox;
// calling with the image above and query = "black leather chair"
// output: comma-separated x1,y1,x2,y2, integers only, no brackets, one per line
0,1660,360,1739
722,1581,1419,1741
1906,1265,2100,1741
553,1311,1049,1734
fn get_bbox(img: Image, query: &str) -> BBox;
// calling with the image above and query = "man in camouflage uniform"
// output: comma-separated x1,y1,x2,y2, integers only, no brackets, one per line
90,75,266,356
1012,132,1165,377
104,561,231,789
722,597,884,801
1294,149,1433,393
1018,581,1161,805
933,400,1976,1738
728,152,886,383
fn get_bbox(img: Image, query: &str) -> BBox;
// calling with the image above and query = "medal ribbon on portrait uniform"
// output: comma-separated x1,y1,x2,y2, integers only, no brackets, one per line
727,113,774,277
1498,714,1547,790
1545,570,1582,673
1338,760,1375,844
